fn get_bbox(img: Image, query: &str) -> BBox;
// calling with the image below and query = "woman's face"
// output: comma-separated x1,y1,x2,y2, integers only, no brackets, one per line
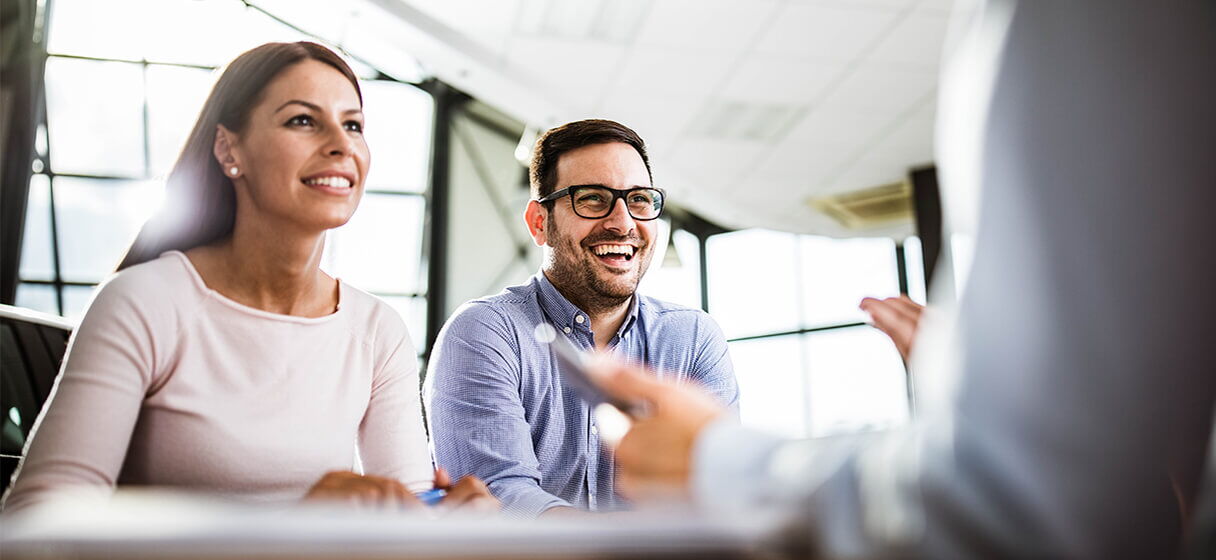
222,59,370,233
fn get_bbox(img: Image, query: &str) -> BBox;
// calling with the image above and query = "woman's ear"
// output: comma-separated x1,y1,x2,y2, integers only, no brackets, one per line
213,125,241,178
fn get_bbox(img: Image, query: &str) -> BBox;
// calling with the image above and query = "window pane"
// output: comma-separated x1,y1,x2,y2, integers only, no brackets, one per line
323,194,425,294
15,284,58,316
19,175,54,281
805,327,909,437
54,177,164,283
379,295,428,355
62,285,100,322
799,236,899,327
639,227,701,310
361,80,434,193
48,0,309,67
707,229,800,338
903,236,927,304
730,336,807,439
45,58,146,177
146,65,217,177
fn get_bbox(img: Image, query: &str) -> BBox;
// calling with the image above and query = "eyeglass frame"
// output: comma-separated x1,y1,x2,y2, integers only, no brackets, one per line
535,184,667,221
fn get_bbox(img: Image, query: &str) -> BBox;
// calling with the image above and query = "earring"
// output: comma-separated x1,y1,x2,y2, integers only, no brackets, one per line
228,166,239,177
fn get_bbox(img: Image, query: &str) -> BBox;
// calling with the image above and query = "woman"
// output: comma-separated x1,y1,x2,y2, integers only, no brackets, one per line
2,42,494,513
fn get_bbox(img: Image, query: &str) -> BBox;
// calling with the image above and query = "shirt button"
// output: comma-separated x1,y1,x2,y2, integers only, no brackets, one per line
575,315,585,324
563,326,572,334
591,425,599,436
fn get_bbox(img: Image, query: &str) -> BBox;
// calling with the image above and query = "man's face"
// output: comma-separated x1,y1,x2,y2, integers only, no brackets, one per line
539,142,657,309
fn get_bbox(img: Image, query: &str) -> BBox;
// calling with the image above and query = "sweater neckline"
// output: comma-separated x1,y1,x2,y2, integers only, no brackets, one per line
164,250,345,324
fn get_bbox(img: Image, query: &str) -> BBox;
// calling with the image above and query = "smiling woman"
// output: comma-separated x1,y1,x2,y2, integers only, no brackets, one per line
1,42,497,515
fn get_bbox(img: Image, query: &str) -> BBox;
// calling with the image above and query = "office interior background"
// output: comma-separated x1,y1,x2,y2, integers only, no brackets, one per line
1,0,972,442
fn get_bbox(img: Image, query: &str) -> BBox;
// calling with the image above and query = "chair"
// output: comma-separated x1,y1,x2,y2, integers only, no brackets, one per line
0,304,73,495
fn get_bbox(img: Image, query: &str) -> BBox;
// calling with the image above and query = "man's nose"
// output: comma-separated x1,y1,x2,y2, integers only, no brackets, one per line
600,198,636,234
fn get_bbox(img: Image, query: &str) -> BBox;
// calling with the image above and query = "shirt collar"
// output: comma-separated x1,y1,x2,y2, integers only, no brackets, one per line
534,271,642,339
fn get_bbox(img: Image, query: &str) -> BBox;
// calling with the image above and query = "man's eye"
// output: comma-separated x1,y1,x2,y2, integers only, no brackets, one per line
286,115,315,127
578,194,606,203
629,194,652,204
344,120,364,133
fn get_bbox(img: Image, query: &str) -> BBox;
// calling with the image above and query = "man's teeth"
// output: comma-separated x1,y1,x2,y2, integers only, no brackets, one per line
592,244,636,257
303,176,352,188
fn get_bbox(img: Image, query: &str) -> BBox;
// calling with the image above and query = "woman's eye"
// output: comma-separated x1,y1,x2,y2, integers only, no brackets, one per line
286,115,315,127
344,120,364,133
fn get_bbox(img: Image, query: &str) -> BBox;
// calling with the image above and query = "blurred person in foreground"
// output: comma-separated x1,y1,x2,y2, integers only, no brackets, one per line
587,1,1216,557
2,42,496,515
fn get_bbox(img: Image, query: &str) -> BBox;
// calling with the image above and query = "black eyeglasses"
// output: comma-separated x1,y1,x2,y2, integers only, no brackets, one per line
537,185,665,221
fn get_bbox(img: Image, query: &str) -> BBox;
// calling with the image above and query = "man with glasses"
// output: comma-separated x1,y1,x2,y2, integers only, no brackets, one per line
426,119,739,517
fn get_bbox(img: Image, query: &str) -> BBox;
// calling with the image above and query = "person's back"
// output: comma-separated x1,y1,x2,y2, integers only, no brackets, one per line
593,1,1216,557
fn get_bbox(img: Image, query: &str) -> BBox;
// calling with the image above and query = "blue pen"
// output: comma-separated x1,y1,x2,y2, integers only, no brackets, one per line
414,488,447,506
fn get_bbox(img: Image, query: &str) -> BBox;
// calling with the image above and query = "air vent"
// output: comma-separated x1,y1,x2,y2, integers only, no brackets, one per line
809,181,913,229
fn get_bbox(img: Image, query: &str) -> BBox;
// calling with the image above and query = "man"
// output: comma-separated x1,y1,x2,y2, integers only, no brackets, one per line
425,119,739,517
589,1,1216,558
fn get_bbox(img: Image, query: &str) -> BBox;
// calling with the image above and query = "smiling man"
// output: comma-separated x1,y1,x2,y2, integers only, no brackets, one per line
425,119,739,517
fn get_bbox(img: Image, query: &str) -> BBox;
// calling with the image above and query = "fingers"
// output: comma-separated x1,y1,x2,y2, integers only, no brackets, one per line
433,467,452,489
303,471,420,511
859,296,926,360
587,356,670,413
440,476,500,513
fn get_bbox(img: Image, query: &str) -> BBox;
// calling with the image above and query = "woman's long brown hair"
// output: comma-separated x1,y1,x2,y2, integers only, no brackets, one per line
116,42,362,271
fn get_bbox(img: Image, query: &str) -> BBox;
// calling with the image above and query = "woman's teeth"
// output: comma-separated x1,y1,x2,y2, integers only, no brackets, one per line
303,176,352,188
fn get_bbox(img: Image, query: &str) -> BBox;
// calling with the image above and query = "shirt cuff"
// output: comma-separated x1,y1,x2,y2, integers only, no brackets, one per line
489,479,573,519
691,415,786,512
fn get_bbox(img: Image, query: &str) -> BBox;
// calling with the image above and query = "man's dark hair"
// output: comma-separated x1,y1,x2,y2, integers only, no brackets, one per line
529,119,653,201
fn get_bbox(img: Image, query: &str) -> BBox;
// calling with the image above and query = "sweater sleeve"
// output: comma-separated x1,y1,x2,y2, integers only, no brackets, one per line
2,269,173,515
356,304,432,492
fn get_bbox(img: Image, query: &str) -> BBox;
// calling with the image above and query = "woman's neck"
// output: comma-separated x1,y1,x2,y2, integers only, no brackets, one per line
188,219,336,317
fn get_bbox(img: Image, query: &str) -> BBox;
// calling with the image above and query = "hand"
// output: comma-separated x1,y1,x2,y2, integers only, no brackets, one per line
303,470,422,511
860,295,925,361
589,357,726,502
433,468,500,514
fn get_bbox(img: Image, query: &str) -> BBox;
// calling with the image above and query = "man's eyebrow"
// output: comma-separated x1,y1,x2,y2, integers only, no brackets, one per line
274,100,363,116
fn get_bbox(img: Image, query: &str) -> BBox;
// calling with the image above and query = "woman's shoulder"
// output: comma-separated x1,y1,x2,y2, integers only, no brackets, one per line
93,251,208,312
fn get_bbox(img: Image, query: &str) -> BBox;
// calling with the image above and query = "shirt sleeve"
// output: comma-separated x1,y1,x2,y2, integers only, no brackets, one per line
424,303,570,517
687,311,740,412
2,272,167,515
357,306,432,492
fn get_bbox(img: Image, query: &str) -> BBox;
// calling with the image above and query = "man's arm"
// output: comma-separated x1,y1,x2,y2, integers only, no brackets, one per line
425,303,571,517
686,311,739,411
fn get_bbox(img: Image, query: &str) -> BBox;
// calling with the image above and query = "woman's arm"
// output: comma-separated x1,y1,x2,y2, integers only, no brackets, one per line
2,272,168,514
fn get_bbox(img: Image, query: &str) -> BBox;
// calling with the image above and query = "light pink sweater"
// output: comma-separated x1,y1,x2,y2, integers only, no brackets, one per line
2,251,432,513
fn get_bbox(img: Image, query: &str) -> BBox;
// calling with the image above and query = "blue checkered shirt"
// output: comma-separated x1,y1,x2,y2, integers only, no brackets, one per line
425,272,739,517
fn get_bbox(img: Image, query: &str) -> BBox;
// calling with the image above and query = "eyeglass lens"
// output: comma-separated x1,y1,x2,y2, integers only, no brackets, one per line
571,187,663,219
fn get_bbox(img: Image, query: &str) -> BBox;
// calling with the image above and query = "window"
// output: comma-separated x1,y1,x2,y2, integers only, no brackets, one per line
637,224,702,310
706,229,914,437
16,0,434,351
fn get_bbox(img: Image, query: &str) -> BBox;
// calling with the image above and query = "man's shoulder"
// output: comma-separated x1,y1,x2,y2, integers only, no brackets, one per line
638,293,712,322
636,294,726,341
442,281,543,336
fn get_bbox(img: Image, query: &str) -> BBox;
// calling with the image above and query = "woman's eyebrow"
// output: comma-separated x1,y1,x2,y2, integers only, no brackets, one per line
274,100,363,115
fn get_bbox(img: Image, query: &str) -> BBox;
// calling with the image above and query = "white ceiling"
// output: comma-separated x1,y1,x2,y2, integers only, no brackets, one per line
269,0,956,237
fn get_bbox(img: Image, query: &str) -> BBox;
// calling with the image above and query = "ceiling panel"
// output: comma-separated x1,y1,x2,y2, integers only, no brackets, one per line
503,37,627,110
867,10,951,69
816,65,937,116
603,48,736,98
404,0,520,52
717,56,844,104
633,0,781,53
665,138,769,188
754,3,900,62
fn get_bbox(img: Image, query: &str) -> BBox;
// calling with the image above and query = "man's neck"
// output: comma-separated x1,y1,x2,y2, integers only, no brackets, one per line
543,271,634,349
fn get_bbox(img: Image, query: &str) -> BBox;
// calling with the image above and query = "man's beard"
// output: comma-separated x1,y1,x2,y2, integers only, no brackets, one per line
542,214,649,315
